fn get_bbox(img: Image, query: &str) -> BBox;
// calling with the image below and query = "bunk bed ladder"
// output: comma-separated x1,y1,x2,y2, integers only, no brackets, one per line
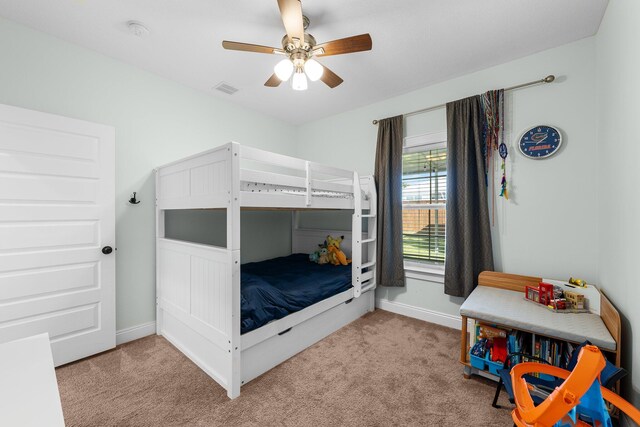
352,174,377,298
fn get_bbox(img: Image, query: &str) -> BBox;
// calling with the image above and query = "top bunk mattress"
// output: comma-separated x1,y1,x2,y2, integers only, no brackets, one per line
241,180,369,200
241,254,352,334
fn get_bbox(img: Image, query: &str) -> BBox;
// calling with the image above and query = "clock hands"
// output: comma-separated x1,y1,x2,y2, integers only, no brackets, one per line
536,134,548,145
530,133,549,145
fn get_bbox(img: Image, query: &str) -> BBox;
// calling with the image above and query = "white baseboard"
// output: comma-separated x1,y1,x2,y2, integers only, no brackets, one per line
376,298,462,330
116,321,157,345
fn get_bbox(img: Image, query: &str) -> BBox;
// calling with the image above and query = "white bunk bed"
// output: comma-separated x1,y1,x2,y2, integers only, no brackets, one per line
155,142,377,398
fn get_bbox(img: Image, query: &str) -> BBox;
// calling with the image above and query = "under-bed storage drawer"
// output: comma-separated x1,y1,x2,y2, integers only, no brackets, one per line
240,290,373,385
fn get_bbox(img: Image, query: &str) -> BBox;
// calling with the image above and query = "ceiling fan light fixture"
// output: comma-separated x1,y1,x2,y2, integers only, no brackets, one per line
304,59,323,82
291,70,308,91
222,5,371,90
274,59,294,81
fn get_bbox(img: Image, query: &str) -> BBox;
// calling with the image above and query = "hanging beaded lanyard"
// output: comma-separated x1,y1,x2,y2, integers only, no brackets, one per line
497,88,508,200
499,142,508,200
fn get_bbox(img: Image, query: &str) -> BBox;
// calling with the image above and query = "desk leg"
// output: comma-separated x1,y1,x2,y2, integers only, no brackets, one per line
463,365,472,379
460,315,471,379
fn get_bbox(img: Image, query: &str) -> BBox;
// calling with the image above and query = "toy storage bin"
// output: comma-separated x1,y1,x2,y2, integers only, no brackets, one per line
486,354,503,376
470,353,487,370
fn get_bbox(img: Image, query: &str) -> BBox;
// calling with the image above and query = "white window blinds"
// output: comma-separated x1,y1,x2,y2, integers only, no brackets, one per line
402,145,447,264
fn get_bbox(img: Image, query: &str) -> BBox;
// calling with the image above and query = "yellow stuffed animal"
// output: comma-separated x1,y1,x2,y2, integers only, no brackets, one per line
326,235,351,266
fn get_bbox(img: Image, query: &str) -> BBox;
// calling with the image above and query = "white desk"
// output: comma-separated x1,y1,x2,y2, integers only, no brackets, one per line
460,285,616,350
459,271,622,382
0,334,65,427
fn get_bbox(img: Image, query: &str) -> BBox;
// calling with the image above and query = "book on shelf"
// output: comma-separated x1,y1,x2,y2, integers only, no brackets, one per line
473,323,582,376
507,330,572,371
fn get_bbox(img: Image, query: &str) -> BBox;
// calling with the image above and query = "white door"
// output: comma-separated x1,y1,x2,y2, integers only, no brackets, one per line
0,103,115,366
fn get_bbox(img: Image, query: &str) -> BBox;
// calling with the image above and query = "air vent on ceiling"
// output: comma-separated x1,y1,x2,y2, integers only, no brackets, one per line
214,82,239,95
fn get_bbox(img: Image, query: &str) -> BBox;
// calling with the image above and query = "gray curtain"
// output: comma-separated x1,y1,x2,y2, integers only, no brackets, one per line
374,115,405,287
444,96,494,297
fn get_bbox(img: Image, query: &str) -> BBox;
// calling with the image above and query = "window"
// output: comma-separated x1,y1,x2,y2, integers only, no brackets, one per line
402,133,447,265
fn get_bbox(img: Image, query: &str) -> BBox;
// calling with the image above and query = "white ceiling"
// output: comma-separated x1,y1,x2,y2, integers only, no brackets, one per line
0,0,608,125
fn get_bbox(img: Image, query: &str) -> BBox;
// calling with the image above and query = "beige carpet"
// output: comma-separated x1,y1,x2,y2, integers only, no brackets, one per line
56,310,514,426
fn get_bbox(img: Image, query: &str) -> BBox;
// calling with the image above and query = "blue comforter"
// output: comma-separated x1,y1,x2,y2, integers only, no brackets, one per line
241,254,352,334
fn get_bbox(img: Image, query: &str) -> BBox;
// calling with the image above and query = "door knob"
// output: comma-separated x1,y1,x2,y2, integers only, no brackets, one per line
102,246,113,255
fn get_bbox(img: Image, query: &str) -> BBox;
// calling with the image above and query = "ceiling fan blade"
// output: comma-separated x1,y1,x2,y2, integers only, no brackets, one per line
314,34,372,57
264,73,282,87
277,0,304,44
319,64,343,88
222,40,279,54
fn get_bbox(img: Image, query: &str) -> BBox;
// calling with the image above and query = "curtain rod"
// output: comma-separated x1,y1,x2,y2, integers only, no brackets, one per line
371,75,556,125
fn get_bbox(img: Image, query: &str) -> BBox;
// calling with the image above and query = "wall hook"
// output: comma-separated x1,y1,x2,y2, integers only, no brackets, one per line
128,192,141,204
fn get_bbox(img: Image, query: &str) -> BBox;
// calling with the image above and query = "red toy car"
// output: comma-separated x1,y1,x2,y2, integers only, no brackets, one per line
550,299,567,310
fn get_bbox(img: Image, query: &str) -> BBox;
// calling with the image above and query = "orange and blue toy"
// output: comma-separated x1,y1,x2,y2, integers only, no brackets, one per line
511,345,640,427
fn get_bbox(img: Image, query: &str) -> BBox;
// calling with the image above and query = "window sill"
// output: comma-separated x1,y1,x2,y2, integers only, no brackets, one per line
404,260,445,283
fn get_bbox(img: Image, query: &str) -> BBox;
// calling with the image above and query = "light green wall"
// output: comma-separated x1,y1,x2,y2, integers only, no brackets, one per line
165,210,228,248
0,16,297,331
297,37,600,317
596,0,640,413
165,210,292,264
297,210,353,231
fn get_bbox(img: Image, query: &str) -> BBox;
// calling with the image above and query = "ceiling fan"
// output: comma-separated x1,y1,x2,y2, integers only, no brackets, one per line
222,0,372,90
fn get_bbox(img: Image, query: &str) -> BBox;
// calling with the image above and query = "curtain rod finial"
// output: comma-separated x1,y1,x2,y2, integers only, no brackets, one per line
544,75,555,83
372,119,379,125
